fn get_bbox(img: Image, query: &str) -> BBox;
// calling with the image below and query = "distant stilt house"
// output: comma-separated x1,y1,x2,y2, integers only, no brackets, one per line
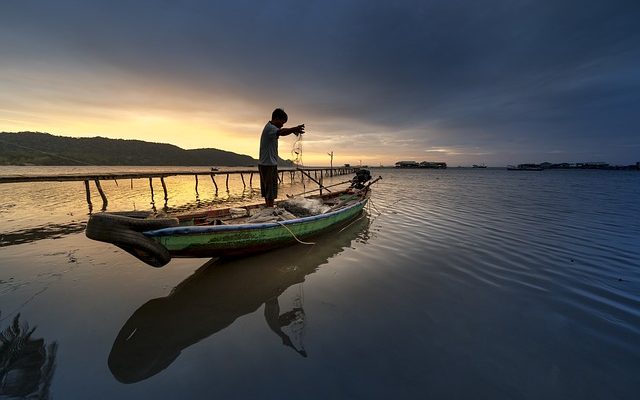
419,161,447,169
576,162,610,169
395,161,419,168
395,161,447,169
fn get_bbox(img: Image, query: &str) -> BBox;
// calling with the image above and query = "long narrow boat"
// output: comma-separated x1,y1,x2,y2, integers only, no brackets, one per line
86,173,379,267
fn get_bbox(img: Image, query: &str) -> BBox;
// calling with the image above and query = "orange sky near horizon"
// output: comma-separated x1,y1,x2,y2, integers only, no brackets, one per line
0,104,402,167
0,65,446,166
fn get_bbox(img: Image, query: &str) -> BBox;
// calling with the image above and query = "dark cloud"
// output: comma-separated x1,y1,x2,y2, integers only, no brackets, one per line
1,0,639,163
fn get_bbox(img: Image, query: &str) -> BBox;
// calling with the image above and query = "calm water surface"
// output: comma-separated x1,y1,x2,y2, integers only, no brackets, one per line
1,167,639,399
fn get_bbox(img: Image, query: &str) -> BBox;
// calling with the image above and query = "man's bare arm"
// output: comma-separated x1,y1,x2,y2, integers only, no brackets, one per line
278,124,305,137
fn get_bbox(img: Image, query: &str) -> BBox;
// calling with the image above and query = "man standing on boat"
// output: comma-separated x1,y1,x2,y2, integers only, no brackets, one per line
259,108,305,207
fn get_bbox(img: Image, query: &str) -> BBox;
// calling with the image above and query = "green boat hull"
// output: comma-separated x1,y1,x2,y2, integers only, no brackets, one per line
148,199,367,258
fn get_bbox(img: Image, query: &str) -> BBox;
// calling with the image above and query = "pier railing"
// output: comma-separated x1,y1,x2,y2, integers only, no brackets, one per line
0,167,356,210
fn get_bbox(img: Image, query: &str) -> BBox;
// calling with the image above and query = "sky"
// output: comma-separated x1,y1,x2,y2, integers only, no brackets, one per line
1,0,639,166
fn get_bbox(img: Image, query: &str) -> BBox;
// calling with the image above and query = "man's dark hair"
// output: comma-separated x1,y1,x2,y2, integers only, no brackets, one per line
272,108,288,122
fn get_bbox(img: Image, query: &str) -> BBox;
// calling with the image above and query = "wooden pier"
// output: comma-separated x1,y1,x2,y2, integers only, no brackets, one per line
0,167,356,211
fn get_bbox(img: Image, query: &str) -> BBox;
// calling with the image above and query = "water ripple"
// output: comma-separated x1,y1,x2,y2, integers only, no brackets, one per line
368,169,640,354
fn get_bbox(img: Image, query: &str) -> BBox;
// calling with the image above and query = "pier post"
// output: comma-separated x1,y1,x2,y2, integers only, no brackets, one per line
160,177,168,201
210,174,218,194
94,179,108,210
195,175,199,195
84,180,92,210
240,173,246,188
149,177,155,204
225,174,229,191
249,172,253,187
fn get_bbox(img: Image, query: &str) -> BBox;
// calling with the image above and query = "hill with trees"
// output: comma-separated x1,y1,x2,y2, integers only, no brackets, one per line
0,132,292,166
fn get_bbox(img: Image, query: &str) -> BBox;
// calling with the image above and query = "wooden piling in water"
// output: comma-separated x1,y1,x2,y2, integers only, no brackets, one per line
94,179,108,210
240,173,246,188
149,177,155,204
84,180,92,208
194,175,199,195
210,174,218,193
249,172,253,187
225,174,229,191
160,177,168,201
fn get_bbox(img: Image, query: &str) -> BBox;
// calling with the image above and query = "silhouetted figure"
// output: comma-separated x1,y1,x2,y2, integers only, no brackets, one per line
259,108,305,207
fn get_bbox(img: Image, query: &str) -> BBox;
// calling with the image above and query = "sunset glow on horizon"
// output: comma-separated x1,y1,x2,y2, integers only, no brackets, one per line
1,1,638,166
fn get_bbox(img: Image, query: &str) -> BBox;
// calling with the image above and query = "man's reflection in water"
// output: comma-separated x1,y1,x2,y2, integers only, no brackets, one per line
264,297,307,357
0,312,57,399
109,216,369,383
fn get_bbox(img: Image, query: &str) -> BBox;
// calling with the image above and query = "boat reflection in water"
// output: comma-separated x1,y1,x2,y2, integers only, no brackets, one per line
108,215,370,384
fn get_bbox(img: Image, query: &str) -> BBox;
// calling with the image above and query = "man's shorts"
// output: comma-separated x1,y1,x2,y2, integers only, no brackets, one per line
258,165,278,200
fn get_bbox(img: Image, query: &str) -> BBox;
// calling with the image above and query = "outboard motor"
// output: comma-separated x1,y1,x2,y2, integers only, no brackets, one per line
350,169,372,189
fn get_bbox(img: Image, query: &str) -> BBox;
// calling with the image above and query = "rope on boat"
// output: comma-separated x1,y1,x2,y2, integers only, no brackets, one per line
368,197,384,215
338,212,367,233
365,197,404,230
275,221,316,245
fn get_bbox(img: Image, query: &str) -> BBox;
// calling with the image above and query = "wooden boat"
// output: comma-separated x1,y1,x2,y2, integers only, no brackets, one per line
108,216,371,382
86,174,380,267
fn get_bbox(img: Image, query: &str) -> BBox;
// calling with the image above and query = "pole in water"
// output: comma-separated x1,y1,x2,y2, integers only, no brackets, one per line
94,179,108,210
240,173,246,188
210,174,218,194
195,175,199,195
249,172,253,187
149,177,155,206
160,176,168,201
84,180,93,211
225,174,229,191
